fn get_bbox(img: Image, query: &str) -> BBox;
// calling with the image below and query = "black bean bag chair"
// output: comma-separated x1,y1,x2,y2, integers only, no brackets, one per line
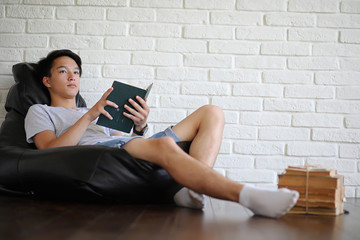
0,62,188,203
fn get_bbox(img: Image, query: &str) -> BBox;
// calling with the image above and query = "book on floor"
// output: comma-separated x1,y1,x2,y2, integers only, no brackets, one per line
278,165,345,215
96,81,153,133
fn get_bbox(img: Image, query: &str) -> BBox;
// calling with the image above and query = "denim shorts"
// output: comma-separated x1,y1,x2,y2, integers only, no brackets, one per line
95,126,181,148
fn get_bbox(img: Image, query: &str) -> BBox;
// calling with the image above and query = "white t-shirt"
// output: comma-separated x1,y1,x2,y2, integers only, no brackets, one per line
24,104,120,145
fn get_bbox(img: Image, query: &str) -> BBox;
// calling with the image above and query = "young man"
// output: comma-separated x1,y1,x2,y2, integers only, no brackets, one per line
25,49,299,218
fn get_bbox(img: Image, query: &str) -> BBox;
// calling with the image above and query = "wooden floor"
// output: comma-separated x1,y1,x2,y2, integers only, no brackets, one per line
0,195,359,240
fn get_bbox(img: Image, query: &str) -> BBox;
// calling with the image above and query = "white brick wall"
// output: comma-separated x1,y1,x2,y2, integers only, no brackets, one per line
0,0,359,197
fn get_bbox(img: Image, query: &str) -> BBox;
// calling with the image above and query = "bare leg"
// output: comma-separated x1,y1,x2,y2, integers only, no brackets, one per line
172,105,224,167
122,137,299,218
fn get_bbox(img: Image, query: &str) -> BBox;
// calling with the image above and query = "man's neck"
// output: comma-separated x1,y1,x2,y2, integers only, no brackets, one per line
50,97,77,109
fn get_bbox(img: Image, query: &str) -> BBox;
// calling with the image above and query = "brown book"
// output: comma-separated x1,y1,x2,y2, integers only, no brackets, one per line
285,165,337,177
288,205,344,216
278,174,343,189
278,185,345,203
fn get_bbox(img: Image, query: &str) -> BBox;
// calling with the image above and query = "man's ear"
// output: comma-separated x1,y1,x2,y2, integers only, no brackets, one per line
42,76,51,88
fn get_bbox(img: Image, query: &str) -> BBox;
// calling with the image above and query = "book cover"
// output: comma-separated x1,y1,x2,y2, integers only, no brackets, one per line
96,81,153,133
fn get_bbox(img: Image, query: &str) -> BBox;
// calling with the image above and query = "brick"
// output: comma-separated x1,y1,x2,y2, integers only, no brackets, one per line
223,125,257,140
340,30,360,44
0,19,25,33
340,144,360,158
103,65,154,79
336,159,357,173
0,63,14,75
313,43,360,57
288,0,339,13
255,156,304,170
233,84,283,97
287,142,337,157
285,85,334,99
317,100,360,114
209,41,259,55
210,69,261,83
236,27,286,41
341,1,360,13
263,71,313,84
107,8,154,21
184,25,233,39
264,99,315,112
50,36,102,49
149,81,180,95
237,0,287,11
288,57,339,70
0,76,16,89
157,67,208,81
160,96,208,108
340,58,360,71
79,50,130,64
259,127,310,141
184,54,232,68
337,86,360,100
315,71,360,85
212,97,261,111
57,7,104,20
265,13,316,27
0,48,23,61
78,22,126,36
157,39,206,53
130,24,181,38
80,64,102,78
211,12,261,26
223,111,239,124
24,0,74,4
215,155,254,169
0,34,47,48
318,14,360,28
185,0,234,10
77,0,127,6
344,173,360,186
105,37,153,50
149,109,187,123
306,158,337,169
240,112,291,126
80,78,112,93
133,52,182,66
261,42,310,56
227,169,277,183
345,116,360,129
132,0,181,8
234,140,285,155
292,113,342,128
182,82,231,96
288,28,337,42
235,56,286,69
6,5,54,19
313,129,360,143
28,20,74,34
157,10,208,24
25,49,56,62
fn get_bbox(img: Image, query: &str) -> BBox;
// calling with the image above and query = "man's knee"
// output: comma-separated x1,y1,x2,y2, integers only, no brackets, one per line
200,105,224,124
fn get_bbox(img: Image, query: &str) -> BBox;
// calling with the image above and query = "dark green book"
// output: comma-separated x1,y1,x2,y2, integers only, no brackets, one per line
96,81,153,133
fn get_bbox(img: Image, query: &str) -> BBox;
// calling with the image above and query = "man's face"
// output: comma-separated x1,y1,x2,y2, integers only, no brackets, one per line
43,56,81,99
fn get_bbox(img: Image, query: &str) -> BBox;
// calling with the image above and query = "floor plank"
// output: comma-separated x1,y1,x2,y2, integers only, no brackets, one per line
0,195,358,240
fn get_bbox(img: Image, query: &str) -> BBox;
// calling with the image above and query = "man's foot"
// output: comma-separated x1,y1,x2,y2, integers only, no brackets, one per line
239,184,299,218
174,187,205,210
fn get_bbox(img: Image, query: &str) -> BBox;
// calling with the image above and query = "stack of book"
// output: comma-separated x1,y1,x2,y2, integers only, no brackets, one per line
278,165,345,215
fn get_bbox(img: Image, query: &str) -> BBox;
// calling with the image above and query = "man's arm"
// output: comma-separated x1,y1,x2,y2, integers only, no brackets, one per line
33,88,118,149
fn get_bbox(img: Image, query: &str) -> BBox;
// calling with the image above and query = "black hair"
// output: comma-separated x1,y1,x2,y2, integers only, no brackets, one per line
37,49,82,78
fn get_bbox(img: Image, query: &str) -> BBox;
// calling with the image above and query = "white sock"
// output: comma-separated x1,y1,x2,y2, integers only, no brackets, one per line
174,187,205,210
239,184,299,218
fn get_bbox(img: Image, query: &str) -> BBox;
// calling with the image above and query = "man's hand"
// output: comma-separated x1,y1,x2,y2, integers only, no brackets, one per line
86,87,118,122
123,96,150,131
